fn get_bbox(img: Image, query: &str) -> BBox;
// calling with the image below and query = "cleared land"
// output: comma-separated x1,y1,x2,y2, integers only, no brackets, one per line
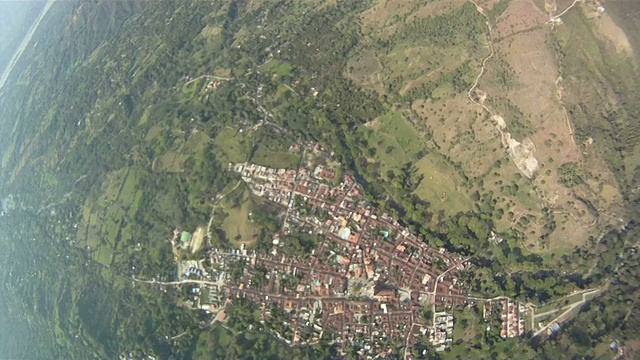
220,189,261,247
346,0,631,255
214,127,252,163
191,227,206,254
413,153,472,216
360,109,425,179
251,148,300,169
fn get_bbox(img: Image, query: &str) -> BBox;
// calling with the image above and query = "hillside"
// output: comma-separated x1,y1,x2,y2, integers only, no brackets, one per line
0,0,638,358
0,1,45,72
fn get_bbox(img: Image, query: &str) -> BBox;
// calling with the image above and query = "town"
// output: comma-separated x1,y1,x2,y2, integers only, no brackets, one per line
163,144,539,357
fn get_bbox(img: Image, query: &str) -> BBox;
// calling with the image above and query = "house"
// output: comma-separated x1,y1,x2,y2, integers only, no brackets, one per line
373,286,396,302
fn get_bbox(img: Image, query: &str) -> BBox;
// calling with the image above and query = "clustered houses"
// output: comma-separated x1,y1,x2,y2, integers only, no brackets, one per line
195,145,472,354
430,312,455,351
161,145,539,355
484,298,527,338
234,163,297,207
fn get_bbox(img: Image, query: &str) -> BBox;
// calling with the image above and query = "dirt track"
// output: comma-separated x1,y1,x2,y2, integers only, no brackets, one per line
190,226,206,254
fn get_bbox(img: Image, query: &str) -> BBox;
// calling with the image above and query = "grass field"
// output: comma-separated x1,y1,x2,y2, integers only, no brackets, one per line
221,189,261,248
452,307,481,342
360,109,425,178
251,148,299,169
346,49,385,94
93,247,112,266
413,152,472,215
77,167,145,266
153,151,188,173
214,127,251,163
184,131,210,154
138,105,152,127
262,60,294,77
360,109,474,215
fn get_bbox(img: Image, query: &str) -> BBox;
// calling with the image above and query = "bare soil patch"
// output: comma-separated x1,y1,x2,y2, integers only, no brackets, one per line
592,12,634,55
191,226,206,254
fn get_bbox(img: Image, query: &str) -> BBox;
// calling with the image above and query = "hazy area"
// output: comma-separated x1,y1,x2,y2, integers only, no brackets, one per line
0,0,638,358
0,1,45,72
0,1,51,90
0,2,57,358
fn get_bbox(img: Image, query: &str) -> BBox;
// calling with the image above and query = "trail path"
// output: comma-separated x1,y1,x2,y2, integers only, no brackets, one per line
553,0,581,20
280,149,306,235
466,0,494,114
532,287,602,337
183,74,232,87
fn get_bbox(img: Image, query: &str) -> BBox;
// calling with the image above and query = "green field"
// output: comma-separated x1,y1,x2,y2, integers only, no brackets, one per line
357,108,473,215
359,109,425,178
413,152,472,215
78,167,145,266
214,127,251,163
220,189,261,248
262,60,294,77
452,307,482,342
251,148,299,169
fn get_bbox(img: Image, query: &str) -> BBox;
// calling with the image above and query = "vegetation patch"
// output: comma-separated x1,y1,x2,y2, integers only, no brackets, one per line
153,151,188,173
220,188,261,248
262,60,294,78
413,152,472,215
357,109,425,179
251,149,299,169
213,127,251,163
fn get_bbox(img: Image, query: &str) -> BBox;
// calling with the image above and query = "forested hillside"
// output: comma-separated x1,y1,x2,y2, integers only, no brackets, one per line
0,1,44,72
0,0,639,358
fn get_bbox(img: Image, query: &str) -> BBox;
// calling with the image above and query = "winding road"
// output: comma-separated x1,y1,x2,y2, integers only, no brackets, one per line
465,1,494,114
532,287,602,337
552,0,581,21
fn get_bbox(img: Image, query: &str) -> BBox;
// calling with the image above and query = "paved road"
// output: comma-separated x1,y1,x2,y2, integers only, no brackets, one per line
532,288,602,337
280,149,306,235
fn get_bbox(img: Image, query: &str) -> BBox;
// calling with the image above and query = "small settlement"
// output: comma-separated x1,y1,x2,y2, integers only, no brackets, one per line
169,143,529,356
484,298,527,338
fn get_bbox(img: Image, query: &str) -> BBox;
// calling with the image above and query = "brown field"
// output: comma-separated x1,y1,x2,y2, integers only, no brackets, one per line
482,0,624,251
413,95,503,178
406,0,625,252
492,0,547,41
191,226,206,254
348,0,630,254
591,12,634,55
360,0,421,36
